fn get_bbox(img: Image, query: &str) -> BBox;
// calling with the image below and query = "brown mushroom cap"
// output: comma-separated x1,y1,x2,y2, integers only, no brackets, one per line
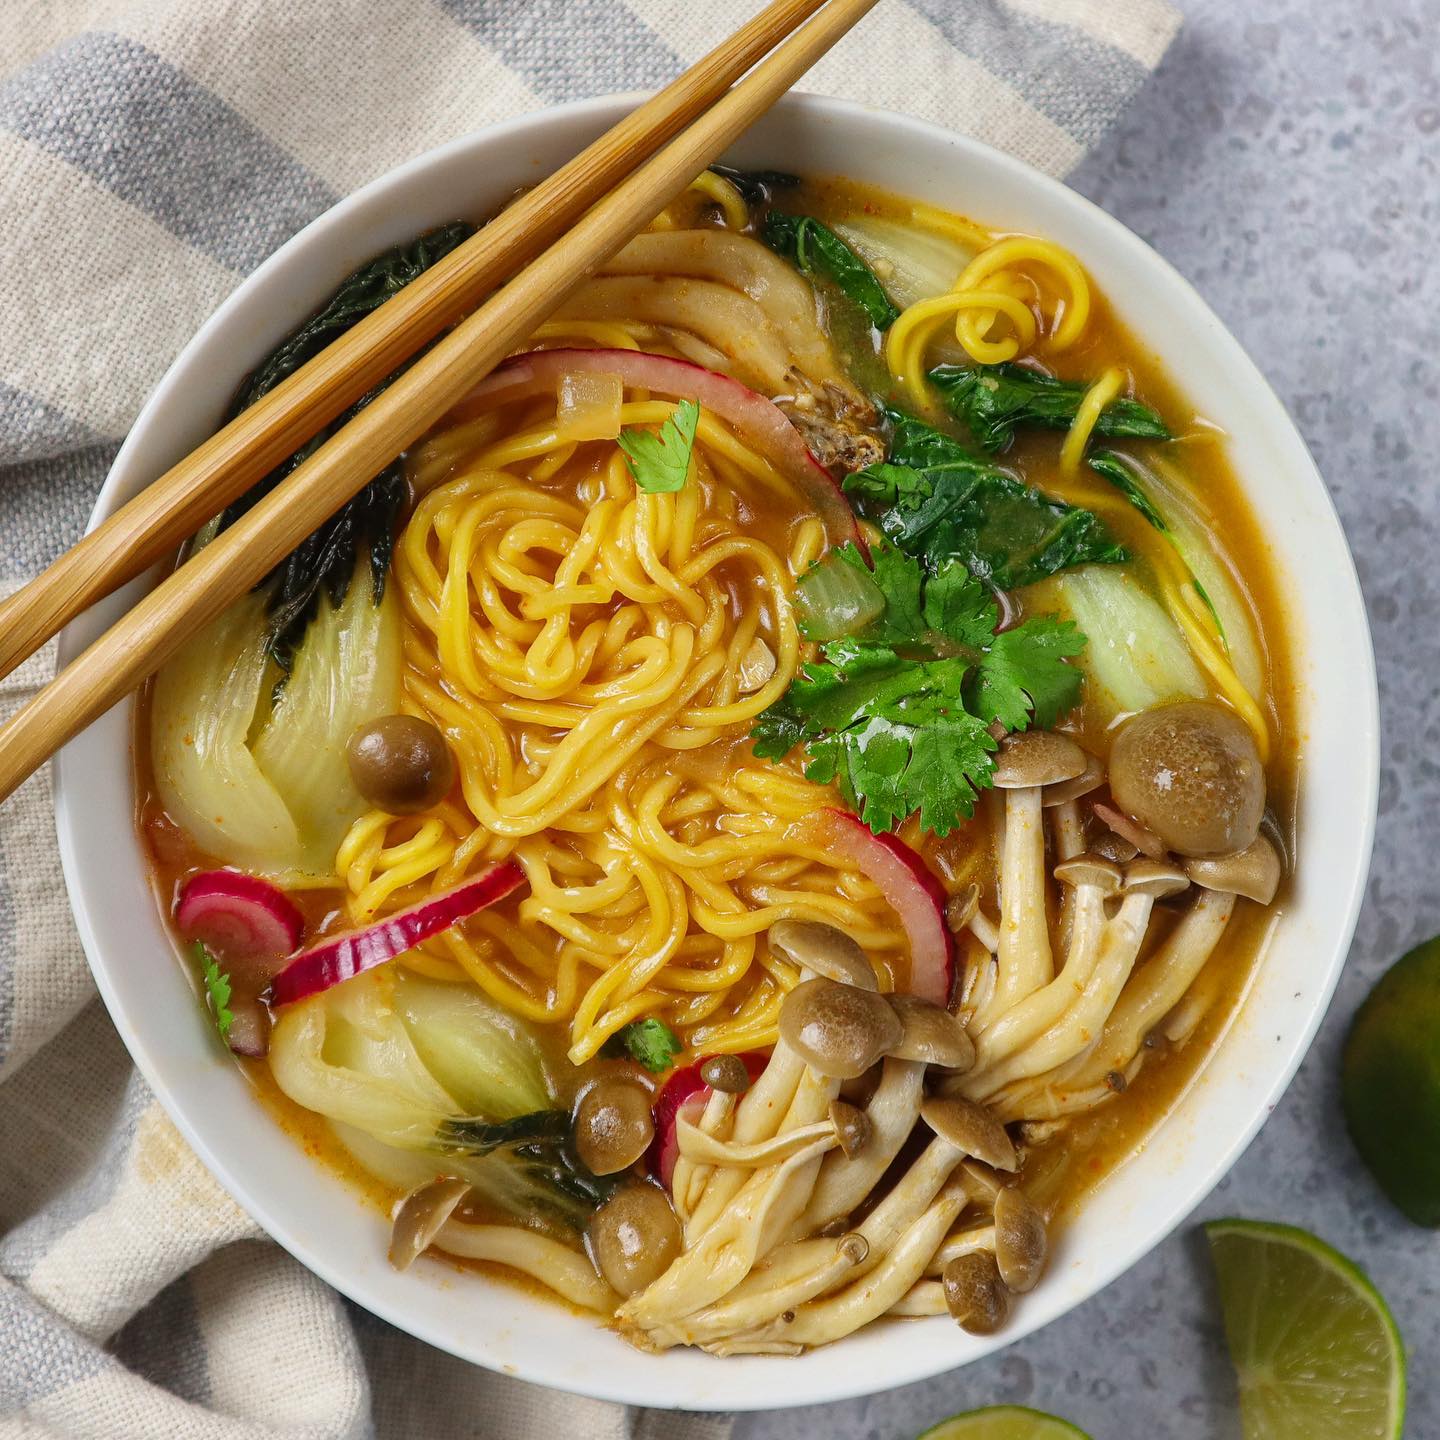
768,920,878,990
886,993,976,1070
942,1251,1010,1335
699,1054,753,1094
945,884,981,935
1041,751,1106,807
779,978,903,1079
587,1182,682,1298
389,1177,470,1271
1053,853,1123,895
573,1077,655,1176
1122,858,1191,899
991,731,1088,790
1091,828,1141,865
993,1186,1048,1293
828,1099,873,1159
1109,701,1266,858
920,1097,1018,1171
1185,834,1283,905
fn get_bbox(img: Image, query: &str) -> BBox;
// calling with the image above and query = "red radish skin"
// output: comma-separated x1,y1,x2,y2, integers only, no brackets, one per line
648,1052,768,1189
811,809,955,1007
270,863,525,1006
453,348,860,550
176,870,303,966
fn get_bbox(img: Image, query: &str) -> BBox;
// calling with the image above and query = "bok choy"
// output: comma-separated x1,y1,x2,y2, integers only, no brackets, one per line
151,553,401,880
269,971,614,1233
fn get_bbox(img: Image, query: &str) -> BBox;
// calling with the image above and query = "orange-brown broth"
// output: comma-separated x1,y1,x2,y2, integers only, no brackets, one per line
134,173,1300,1265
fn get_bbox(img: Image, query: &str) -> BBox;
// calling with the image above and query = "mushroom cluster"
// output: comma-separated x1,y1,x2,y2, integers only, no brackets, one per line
386,704,1283,1353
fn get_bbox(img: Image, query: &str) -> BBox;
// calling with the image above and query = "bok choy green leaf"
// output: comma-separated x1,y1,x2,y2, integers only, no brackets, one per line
843,409,1128,589
929,362,1170,454
762,211,901,331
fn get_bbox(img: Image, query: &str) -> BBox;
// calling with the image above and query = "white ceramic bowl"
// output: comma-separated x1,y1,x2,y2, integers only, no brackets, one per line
55,94,1377,1411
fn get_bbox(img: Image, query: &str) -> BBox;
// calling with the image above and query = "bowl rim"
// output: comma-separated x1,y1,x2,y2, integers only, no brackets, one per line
54,90,1379,1410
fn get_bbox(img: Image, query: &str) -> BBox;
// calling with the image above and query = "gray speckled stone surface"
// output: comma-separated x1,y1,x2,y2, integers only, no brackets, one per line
739,2,1440,1436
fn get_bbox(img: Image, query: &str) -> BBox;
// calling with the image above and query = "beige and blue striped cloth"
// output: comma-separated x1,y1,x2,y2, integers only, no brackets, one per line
0,3,1179,1436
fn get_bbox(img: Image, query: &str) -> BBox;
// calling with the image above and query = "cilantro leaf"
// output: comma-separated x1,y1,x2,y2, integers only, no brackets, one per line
762,212,901,330
617,399,699,493
193,941,234,1040
606,1017,683,1073
845,409,1128,588
752,540,1087,836
973,615,1087,731
930,362,1170,454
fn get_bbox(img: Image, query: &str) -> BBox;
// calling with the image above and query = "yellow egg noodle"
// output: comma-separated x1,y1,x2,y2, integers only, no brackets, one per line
337,391,907,1065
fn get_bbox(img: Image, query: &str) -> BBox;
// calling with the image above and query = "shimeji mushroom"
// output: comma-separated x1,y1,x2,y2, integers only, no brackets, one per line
970,732,1089,1030
620,928,888,1333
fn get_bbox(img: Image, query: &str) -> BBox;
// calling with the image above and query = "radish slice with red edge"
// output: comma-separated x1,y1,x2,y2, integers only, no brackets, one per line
270,862,525,1006
809,808,955,1007
648,1052,768,1189
177,870,303,967
453,348,860,551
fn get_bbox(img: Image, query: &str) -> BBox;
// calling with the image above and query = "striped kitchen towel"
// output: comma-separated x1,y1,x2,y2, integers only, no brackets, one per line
0,2,1179,1437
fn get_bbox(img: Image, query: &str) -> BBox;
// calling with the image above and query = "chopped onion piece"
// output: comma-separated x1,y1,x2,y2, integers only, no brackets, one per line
555,369,624,441
795,553,886,641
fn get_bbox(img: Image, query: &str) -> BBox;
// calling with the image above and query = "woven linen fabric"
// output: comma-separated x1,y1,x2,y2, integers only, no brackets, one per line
0,2,1179,1436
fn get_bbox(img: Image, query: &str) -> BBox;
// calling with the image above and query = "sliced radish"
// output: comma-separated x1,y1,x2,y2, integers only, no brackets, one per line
176,870,303,967
270,862,525,1006
809,809,955,1007
454,348,860,549
648,1052,768,1189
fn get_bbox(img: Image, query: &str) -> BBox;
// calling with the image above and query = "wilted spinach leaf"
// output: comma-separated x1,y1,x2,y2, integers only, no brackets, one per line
762,211,901,331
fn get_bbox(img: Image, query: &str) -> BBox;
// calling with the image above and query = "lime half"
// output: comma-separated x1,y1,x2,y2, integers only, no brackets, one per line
1207,1219,1405,1440
1342,934,1440,1225
919,1408,1090,1440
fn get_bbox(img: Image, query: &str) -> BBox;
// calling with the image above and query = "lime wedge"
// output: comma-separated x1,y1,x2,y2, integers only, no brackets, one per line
1341,934,1440,1225
918,1408,1090,1440
1206,1219,1405,1440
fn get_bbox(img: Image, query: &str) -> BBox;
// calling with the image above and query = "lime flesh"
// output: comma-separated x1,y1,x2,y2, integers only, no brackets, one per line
918,1408,1090,1440
1342,934,1440,1225
1207,1220,1405,1440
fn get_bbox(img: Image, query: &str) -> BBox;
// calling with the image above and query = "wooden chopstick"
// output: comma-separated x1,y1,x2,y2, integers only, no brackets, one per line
0,0,879,806
0,0,833,686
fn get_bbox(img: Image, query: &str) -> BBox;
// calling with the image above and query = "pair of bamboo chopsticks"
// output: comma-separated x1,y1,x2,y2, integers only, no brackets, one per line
0,0,879,807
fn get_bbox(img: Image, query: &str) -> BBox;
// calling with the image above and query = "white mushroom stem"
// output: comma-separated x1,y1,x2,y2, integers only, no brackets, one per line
963,868,1108,1080
995,889,1237,1123
967,887,1159,1100
644,1234,867,1349
673,1087,737,1224
788,1057,926,1239
973,786,1053,1028
677,1115,838,1168
433,1221,620,1313
1051,798,1086,949
927,1223,998,1274
889,1280,948,1317
652,1126,979,1347
618,1128,837,1330
715,1185,967,1350
684,1030,807,1236
969,909,1001,955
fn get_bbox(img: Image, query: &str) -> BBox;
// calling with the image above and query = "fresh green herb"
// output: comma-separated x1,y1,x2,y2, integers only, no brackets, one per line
705,164,800,207
215,222,476,670
844,410,1128,589
753,541,1086,835
929,362,1170,454
1088,449,1168,531
193,942,233,1040
762,212,901,330
436,1109,619,1216
604,1017,685,1073
618,399,700,494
